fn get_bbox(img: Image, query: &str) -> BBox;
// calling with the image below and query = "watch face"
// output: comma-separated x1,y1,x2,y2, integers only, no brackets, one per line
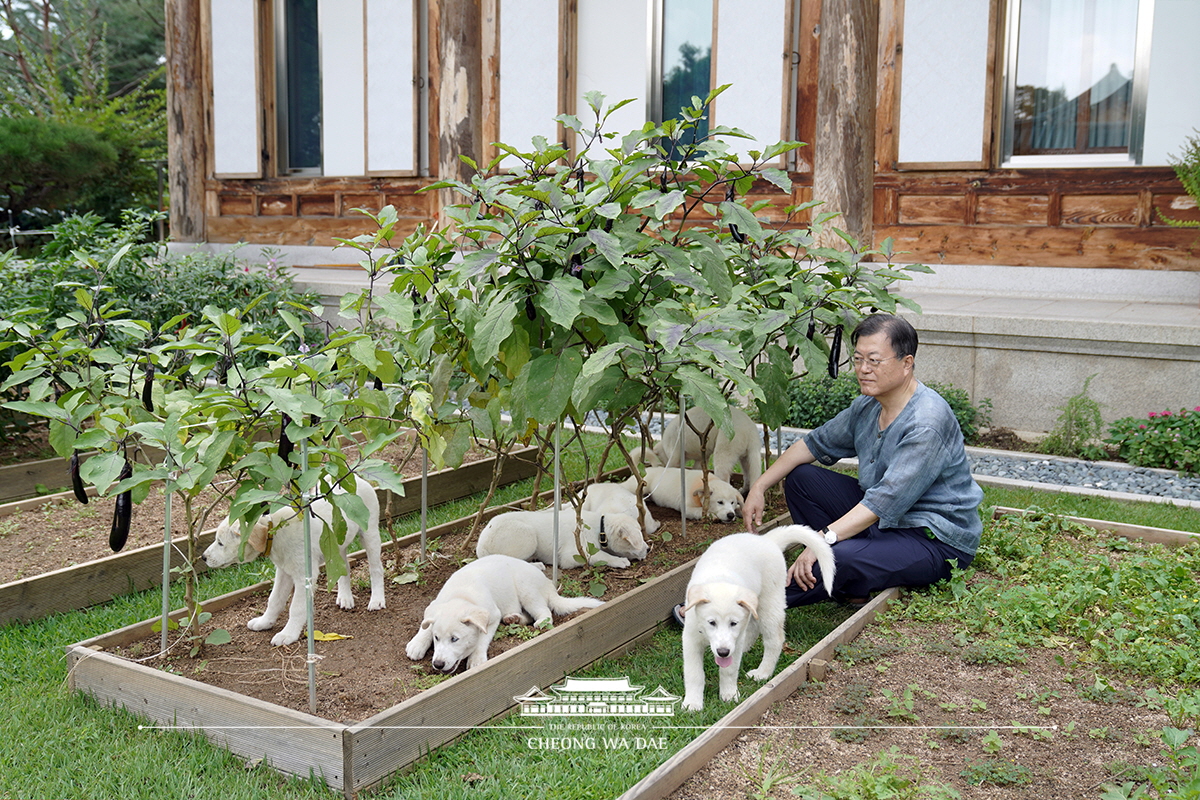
824,530,837,544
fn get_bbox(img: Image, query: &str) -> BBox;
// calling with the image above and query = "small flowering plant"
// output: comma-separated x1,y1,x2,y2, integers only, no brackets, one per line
1106,406,1200,475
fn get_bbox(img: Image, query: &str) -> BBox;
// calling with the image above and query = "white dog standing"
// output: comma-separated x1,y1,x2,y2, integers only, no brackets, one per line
681,525,835,711
621,466,743,522
476,508,649,568
656,407,762,490
202,476,386,647
406,555,604,672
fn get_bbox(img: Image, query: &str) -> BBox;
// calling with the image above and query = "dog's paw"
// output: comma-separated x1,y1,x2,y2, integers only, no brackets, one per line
367,596,386,612
681,696,704,712
271,629,301,647
246,615,275,632
404,640,428,660
747,667,774,682
719,687,741,703
598,556,631,568
337,594,356,611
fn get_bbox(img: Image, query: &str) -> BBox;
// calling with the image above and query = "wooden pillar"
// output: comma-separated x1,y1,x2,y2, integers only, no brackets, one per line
812,0,878,250
435,0,484,223
165,0,207,242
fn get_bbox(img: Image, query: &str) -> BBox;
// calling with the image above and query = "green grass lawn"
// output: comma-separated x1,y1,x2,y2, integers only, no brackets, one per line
1,480,1196,800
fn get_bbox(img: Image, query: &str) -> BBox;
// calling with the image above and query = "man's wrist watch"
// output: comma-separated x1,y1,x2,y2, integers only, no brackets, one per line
821,526,838,545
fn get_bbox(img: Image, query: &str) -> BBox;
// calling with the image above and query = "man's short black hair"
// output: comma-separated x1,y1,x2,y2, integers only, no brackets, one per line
851,314,918,360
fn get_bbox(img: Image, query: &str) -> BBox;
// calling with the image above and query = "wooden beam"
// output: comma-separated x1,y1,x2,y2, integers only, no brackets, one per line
813,0,879,248
165,0,208,242
435,0,485,224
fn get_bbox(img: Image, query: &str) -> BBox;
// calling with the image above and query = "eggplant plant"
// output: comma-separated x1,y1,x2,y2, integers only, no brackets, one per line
349,88,930,526
0,248,412,654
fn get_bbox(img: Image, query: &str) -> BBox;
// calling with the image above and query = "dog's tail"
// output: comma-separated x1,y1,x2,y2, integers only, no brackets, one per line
762,524,836,596
549,593,605,616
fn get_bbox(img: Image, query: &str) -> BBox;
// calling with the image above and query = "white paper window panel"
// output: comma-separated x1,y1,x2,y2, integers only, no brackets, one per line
319,0,366,176
499,0,560,150
211,0,262,176
898,0,990,164
714,0,787,161
367,0,416,172
577,0,650,157
1143,0,1200,166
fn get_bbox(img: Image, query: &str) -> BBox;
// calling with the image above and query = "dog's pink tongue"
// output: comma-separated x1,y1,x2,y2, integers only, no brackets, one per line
715,654,734,668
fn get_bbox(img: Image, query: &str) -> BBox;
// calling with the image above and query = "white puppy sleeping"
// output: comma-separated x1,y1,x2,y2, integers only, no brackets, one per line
656,406,763,489
202,475,386,647
476,508,649,568
405,554,604,672
581,482,660,534
621,466,743,522
681,525,835,711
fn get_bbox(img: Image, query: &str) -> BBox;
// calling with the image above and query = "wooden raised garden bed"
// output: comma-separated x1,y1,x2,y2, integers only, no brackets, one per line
1,446,538,624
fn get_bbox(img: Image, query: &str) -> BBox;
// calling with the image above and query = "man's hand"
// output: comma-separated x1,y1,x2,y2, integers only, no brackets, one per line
788,547,821,591
742,485,766,532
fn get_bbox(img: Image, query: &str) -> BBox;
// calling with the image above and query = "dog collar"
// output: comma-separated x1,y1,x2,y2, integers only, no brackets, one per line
598,515,608,549
262,519,281,557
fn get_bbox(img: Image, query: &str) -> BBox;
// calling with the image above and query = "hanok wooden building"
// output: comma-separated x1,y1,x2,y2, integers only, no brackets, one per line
167,0,1200,430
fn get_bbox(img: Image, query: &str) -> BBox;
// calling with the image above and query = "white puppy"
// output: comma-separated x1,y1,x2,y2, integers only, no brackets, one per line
581,482,660,534
202,476,385,647
681,525,835,711
621,466,743,522
656,407,762,491
406,554,604,672
476,508,649,568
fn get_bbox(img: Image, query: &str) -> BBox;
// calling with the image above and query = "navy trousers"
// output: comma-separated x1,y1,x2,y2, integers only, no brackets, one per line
782,464,973,607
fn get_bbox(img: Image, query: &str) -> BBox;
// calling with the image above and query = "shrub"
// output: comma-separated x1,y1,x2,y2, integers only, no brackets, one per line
1040,374,1106,460
1106,406,1200,475
786,372,861,429
786,372,991,445
0,116,119,224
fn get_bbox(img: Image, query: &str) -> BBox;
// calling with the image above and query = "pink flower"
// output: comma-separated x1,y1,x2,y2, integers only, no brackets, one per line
1139,425,1146,429
1149,412,1157,419
1162,411,1173,417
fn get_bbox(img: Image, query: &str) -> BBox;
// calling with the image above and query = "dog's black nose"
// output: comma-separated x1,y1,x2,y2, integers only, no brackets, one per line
717,648,730,658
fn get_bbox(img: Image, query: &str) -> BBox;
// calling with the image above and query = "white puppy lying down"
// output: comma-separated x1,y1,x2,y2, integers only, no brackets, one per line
202,476,385,647
656,406,763,490
581,481,660,534
405,555,604,672
681,525,835,711
621,466,743,522
476,508,649,568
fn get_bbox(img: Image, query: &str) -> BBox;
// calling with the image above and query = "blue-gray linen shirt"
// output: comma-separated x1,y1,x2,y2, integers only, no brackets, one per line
803,382,983,556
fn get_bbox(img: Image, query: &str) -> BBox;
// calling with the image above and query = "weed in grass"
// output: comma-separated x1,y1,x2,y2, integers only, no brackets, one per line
741,746,801,800
1082,674,1140,705
834,639,900,665
1142,686,1200,728
934,725,978,744
960,640,1026,665
880,684,928,723
981,730,1005,753
959,758,1033,787
794,747,960,800
1101,727,1200,799
830,682,873,715
831,714,880,744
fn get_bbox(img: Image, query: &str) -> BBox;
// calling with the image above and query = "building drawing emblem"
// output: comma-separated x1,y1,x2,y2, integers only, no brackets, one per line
514,676,679,717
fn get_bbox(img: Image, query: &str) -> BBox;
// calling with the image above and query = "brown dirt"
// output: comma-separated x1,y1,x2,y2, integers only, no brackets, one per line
670,619,1171,799
0,432,491,585
106,501,763,725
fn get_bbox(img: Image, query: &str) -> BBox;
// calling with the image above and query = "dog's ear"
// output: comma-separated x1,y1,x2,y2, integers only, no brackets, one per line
463,609,490,633
737,593,759,620
245,520,270,557
419,618,433,631
682,586,708,615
